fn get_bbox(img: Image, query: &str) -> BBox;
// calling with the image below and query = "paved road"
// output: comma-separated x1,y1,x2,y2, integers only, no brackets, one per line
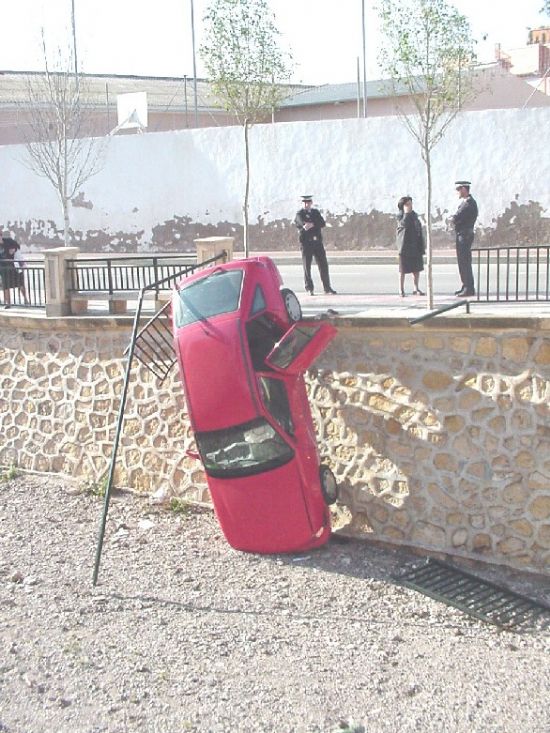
278,262,459,297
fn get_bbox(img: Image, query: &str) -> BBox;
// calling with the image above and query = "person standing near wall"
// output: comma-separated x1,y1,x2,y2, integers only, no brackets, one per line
396,195,425,297
452,180,478,297
294,195,336,296
1,237,29,308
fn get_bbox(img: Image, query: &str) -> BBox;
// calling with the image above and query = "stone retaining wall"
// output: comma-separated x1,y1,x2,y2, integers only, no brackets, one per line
1,312,549,575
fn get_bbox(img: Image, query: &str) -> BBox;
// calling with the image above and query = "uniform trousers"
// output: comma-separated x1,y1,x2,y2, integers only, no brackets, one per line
301,242,332,293
456,230,475,293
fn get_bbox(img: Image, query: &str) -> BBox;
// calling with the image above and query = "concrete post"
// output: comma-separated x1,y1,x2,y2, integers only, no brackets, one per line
44,247,80,317
193,236,234,264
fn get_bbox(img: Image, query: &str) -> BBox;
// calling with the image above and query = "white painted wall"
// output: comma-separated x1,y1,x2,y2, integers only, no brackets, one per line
0,107,548,245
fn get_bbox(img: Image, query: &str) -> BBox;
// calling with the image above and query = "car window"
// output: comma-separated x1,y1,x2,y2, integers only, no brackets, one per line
174,268,243,327
259,376,294,436
196,417,294,479
266,323,322,369
250,285,266,315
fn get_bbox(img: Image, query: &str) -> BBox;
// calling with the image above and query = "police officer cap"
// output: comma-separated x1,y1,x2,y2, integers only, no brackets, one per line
301,194,313,201
455,180,471,188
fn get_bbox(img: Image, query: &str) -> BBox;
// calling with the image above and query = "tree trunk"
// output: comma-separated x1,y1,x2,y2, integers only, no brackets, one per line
243,119,250,258
63,197,71,247
424,147,434,310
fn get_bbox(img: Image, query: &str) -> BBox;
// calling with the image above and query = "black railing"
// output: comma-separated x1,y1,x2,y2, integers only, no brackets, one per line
67,254,198,297
0,260,46,308
474,245,550,302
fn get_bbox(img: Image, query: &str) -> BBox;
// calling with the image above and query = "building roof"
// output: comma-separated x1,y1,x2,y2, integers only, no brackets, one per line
279,79,410,107
0,70,311,112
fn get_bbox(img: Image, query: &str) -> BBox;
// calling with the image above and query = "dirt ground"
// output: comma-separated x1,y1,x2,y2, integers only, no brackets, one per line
1,472,549,733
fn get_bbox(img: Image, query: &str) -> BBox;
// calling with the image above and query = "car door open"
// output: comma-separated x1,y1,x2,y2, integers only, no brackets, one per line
264,322,336,374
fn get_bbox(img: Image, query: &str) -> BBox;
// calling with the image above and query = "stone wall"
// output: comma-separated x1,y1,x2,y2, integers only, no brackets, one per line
1,312,549,575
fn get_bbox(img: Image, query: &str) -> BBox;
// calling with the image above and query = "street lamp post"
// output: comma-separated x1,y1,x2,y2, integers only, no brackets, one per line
361,0,367,117
190,0,199,127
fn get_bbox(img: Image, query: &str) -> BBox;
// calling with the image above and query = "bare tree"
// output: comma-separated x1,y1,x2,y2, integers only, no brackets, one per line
20,40,105,247
200,0,293,256
377,0,477,308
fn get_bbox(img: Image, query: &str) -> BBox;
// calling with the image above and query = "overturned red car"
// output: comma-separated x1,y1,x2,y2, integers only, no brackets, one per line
172,256,338,553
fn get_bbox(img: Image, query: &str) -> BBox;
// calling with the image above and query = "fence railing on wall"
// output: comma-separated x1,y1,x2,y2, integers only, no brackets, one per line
66,255,198,297
0,259,46,308
474,245,550,302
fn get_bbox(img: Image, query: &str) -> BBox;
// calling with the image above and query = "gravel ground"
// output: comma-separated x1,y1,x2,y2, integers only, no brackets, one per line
1,473,549,733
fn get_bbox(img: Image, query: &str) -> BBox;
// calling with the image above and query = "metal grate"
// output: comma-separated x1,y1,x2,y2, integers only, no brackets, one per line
125,301,176,383
394,558,550,632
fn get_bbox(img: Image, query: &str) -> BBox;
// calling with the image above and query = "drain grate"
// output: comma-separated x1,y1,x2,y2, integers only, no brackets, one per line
394,558,550,632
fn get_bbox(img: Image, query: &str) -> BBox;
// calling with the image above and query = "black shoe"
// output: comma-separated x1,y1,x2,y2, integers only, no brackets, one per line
413,289,425,296
454,287,466,296
305,288,314,296
459,289,475,297
324,288,337,295
400,289,405,297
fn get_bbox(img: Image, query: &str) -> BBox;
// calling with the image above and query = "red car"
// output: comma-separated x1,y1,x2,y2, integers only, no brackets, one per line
172,256,338,553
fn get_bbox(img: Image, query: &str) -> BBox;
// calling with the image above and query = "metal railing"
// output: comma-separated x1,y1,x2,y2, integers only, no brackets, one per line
0,260,46,308
474,245,550,302
66,254,198,297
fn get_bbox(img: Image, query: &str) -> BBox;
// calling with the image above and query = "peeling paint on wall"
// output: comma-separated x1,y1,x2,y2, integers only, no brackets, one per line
5,198,547,255
1,108,548,254
71,192,94,209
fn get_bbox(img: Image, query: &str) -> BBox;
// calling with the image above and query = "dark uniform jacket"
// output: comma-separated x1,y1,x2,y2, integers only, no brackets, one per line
295,207,326,247
452,195,478,233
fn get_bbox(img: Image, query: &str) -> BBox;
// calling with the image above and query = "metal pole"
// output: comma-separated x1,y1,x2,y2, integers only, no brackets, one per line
184,75,188,127
361,0,367,118
190,0,199,126
71,0,79,94
356,57,361,118
92,291,146,586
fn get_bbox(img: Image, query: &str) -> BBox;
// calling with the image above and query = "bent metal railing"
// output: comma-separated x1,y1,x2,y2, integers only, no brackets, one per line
473,245,550,302
92,250,227,585
0,259,46,308
66,254,197,298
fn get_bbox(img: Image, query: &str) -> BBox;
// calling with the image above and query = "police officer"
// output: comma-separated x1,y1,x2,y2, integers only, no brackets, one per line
452,180,478,297
294,194,336,295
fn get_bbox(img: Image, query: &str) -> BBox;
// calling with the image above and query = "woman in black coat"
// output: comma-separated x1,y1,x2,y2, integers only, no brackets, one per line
396,195,425,297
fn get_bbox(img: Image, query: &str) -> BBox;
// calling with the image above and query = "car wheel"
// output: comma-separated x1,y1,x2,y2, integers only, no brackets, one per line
281,288,302,322
319,465,338,505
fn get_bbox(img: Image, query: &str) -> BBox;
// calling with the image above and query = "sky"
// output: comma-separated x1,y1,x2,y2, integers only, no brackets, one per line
0,0,548,85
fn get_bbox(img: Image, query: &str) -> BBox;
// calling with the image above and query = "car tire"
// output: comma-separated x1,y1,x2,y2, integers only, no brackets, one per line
319,465,338,505
281,288,302,322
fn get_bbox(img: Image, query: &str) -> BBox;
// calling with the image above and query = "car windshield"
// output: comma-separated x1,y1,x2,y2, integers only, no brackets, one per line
196,417,294,478
174,268,243,327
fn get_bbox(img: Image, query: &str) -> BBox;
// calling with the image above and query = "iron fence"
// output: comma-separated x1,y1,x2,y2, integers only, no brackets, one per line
0,260,46,308
67,254,198,296
474,245,550,302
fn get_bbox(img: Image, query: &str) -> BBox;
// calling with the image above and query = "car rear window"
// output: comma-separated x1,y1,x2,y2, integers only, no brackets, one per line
174,268,243,327
196,417,294,478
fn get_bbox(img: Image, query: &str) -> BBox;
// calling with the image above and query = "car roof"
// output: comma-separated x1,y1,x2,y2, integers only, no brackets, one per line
176,315,260,432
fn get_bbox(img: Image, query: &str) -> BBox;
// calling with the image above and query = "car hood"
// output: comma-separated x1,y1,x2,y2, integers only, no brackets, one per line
176,316,259,431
